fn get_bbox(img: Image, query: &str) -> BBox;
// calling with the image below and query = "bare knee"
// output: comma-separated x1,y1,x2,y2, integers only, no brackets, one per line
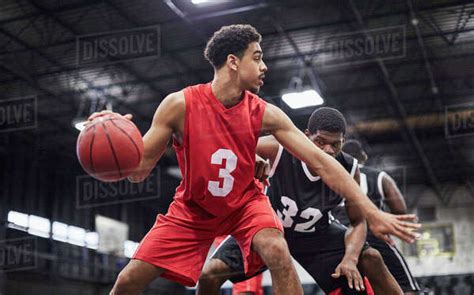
253,231,292,271
360,248,386,273
362,248,383,264
110,259,162,295
198,259,232,288
110,271,142,295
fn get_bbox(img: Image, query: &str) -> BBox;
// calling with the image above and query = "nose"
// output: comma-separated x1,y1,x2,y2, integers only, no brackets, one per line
261,60,268,73
323,145,335,156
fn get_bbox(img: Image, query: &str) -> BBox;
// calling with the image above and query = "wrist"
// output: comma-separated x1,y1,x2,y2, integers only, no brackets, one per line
342,253,359,264
365,208,380,221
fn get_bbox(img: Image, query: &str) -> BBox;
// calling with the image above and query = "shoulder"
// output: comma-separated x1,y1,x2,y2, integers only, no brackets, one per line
153,90,186,128
361,165,382,176
337,151,355,167
262,103,290,132
160,90,185,110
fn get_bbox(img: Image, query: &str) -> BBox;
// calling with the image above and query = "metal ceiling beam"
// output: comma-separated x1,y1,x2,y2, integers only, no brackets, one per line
407,0,439,98
3,4,474,70
421,12,455,46
104,0,205,85
0,14,148,125
407,0,474,205
27,0,167,99
268,15,325,94
347,0,445,204
3,31,474,88
0,63,78,157
0,0,100,27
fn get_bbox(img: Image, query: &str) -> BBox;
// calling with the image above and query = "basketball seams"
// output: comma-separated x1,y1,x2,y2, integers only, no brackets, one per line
101,121,123,178
89,125,97,174
77,116,143,182
109,119,142,165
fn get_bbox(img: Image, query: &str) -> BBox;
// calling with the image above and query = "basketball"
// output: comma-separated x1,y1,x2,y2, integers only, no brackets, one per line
76,114,144,182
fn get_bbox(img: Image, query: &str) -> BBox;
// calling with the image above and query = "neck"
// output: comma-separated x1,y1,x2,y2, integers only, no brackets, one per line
211,71,245,108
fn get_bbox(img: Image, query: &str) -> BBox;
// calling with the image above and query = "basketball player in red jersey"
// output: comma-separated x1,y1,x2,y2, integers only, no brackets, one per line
88,24,420,295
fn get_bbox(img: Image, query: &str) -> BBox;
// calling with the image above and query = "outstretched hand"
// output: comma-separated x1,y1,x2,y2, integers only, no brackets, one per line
367,211,421,245
331,258,365,292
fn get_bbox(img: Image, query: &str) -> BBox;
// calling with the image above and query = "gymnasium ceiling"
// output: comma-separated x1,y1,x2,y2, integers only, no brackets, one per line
1,0,474,205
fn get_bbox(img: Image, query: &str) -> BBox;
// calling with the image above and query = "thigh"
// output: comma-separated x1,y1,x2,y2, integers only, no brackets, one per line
210,235,267,283
229,194,283,277
118,259,165,289
367,233,420,292
133,202,216,287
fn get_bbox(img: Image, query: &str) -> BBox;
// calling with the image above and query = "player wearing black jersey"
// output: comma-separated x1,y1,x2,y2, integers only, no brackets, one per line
197,108,403,295
335,140,420,295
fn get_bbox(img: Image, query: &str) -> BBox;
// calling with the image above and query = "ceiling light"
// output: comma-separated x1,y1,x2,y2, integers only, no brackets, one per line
281,89,324,109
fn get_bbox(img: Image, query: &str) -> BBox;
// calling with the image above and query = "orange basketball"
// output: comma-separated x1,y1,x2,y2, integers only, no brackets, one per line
76,114,144,182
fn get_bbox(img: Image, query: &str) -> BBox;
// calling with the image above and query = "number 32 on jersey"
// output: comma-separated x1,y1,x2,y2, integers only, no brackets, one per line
277,196,323,233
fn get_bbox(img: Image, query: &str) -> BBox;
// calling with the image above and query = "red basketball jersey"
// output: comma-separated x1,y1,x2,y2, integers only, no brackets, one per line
173,83,267,217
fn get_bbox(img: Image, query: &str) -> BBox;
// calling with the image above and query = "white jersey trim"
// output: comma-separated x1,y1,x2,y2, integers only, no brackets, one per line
350,158,358,177
387,243,419,291
301,161,321,182
377,171,388,201
268,144,283,178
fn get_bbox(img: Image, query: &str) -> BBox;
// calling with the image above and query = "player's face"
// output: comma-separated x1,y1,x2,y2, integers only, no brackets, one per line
237,42,267,94
306,130,344,158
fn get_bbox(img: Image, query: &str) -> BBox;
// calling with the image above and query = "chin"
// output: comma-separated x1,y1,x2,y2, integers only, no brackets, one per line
249,86,260,94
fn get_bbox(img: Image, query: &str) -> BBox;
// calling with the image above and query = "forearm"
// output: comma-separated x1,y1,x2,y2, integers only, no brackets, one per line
310,155,379,219
128,128,170,182
343,221,367,263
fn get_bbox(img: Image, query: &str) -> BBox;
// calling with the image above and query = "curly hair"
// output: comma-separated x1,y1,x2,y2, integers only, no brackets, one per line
204,24,262,69
307,107,347,135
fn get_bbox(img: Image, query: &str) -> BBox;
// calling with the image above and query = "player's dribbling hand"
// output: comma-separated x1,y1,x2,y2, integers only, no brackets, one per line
86,110,133,124
255,154,270,185
331,258,365,292
367,211,421,245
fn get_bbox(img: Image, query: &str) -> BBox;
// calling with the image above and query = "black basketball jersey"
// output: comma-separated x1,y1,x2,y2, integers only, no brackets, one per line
359,165,387,210
267,145,357,235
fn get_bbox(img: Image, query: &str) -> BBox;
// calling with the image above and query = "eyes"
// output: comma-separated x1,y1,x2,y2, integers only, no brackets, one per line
314,138,341,150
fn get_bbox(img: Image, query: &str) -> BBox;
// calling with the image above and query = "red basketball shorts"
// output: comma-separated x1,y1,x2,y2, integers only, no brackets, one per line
133,193,282,286
233,273,263,295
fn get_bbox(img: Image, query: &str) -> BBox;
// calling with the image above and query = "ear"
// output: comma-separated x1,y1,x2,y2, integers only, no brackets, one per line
362,151,368,162
304,129,311,137
226,54,240,71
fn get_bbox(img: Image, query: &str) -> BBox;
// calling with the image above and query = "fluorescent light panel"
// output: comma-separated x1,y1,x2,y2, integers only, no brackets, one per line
8,211,138,256
8,211,29,227
52,221,68,242
28,215,51,238
281,89,324,109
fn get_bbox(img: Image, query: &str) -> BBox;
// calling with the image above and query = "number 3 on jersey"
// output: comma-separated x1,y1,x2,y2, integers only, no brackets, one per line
208,149,237,197
277,196,323,232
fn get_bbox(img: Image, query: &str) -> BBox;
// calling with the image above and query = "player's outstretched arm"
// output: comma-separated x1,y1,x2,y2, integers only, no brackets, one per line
88,92,184,183
382,172,408,214
332,167,366,292
261,103,421,244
